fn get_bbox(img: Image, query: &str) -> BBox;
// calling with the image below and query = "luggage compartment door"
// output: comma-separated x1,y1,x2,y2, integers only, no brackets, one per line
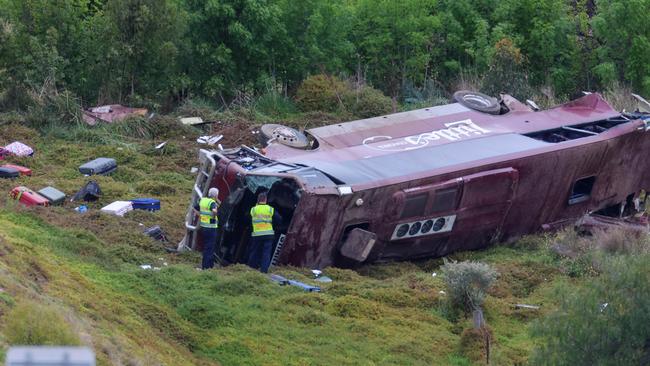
452,167,519,250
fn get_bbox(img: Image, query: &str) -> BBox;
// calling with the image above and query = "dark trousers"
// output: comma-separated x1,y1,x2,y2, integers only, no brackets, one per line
247,235,274,273
201,227,218,269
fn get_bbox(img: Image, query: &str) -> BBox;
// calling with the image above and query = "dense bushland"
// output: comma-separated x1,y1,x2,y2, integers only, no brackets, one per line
0,0,649,114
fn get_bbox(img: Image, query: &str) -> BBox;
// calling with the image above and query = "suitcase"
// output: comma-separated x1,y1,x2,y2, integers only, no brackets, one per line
130,198,161,211
38,186,66,205
100,201,133,216
0,167,19,179
79,157,117,175
1,164,32,176
71,180,102,202
10,186,49,206
143,225,168,242
4,141,33,157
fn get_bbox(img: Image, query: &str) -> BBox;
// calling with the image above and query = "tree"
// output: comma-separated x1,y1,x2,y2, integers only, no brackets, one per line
352,0,441,108
0,0,89,107
101,0,186,102
276,0,355,91
481,38,531,100
492,0,578,95
181,0,286,100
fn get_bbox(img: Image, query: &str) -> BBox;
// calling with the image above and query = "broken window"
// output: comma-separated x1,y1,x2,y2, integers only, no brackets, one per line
400,193,428,218
430,187,458,213
569,176,596,205
525,116,630,143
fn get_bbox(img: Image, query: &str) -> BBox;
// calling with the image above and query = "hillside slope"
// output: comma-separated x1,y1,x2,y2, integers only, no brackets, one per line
0,121,589,365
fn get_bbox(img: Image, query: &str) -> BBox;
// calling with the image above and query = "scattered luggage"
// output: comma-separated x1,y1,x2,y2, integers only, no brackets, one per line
143,225,168,242
38,186,66,205
71,181,102,202
10,186,49,207
130,198,161,211
79,158,117,175
4,142,33,157
100,201,133,216
1,164,32,176
0,147,9,160
0,167,19,179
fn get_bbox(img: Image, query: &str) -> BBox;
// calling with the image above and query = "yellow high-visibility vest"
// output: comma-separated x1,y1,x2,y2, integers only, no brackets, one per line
251,204,274,236
199,197,218,228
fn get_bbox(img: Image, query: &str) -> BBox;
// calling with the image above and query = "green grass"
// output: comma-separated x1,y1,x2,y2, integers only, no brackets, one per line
0,205,574,365
0,119,629,365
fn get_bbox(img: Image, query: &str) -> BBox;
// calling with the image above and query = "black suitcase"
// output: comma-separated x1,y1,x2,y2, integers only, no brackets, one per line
0,167,19,179
79,157,117,175
143,225,168,242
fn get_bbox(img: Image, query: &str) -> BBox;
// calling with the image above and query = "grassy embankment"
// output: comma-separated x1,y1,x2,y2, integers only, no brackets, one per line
0,117,620,365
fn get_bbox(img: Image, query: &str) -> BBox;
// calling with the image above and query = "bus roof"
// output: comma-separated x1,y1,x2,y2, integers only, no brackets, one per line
263,93,622,188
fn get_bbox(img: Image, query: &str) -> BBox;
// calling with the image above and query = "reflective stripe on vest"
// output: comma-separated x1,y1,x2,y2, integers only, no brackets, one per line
199,197,218,228
251,204,274,236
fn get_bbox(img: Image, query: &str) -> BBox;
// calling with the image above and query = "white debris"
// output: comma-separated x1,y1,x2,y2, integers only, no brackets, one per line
311,269,323,277
190,167,198,173
180,117,205,125
140,265,152,270
91,105,112,113
431,272,437,277
439,290,446,295
196,135,223,145
155,141,167,149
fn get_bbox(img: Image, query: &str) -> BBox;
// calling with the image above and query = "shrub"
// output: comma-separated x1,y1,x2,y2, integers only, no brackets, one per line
25,90,84,129
5,300,80,346
342,86,392,118
530,254,650,365
254,91,297,118
441,260,497,312
551,226,650,276
176,97,221,122
296,74,392,118
295,74,347,112
594,227,650,254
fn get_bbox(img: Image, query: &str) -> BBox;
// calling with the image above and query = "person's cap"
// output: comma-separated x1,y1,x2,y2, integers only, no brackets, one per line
208,187,219,198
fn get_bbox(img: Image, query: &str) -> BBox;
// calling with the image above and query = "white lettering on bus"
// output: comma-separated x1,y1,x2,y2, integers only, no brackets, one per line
362,119,490,151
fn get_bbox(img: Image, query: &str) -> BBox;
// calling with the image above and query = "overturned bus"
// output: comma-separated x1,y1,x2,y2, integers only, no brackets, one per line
180,91,650,269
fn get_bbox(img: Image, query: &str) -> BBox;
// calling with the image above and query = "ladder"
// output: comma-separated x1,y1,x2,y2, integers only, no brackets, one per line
178,149,217,251
268,234,286,269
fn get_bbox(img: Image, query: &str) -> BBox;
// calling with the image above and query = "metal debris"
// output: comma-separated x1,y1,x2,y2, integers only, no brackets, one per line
196,135,223,145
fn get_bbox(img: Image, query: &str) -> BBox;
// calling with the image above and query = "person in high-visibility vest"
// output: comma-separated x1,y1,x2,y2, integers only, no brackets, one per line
194,187,220,269
247,192,281,273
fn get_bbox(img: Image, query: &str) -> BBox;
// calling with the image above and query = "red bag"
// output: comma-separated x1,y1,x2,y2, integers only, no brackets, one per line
10,186,49,206
1,164,32,176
